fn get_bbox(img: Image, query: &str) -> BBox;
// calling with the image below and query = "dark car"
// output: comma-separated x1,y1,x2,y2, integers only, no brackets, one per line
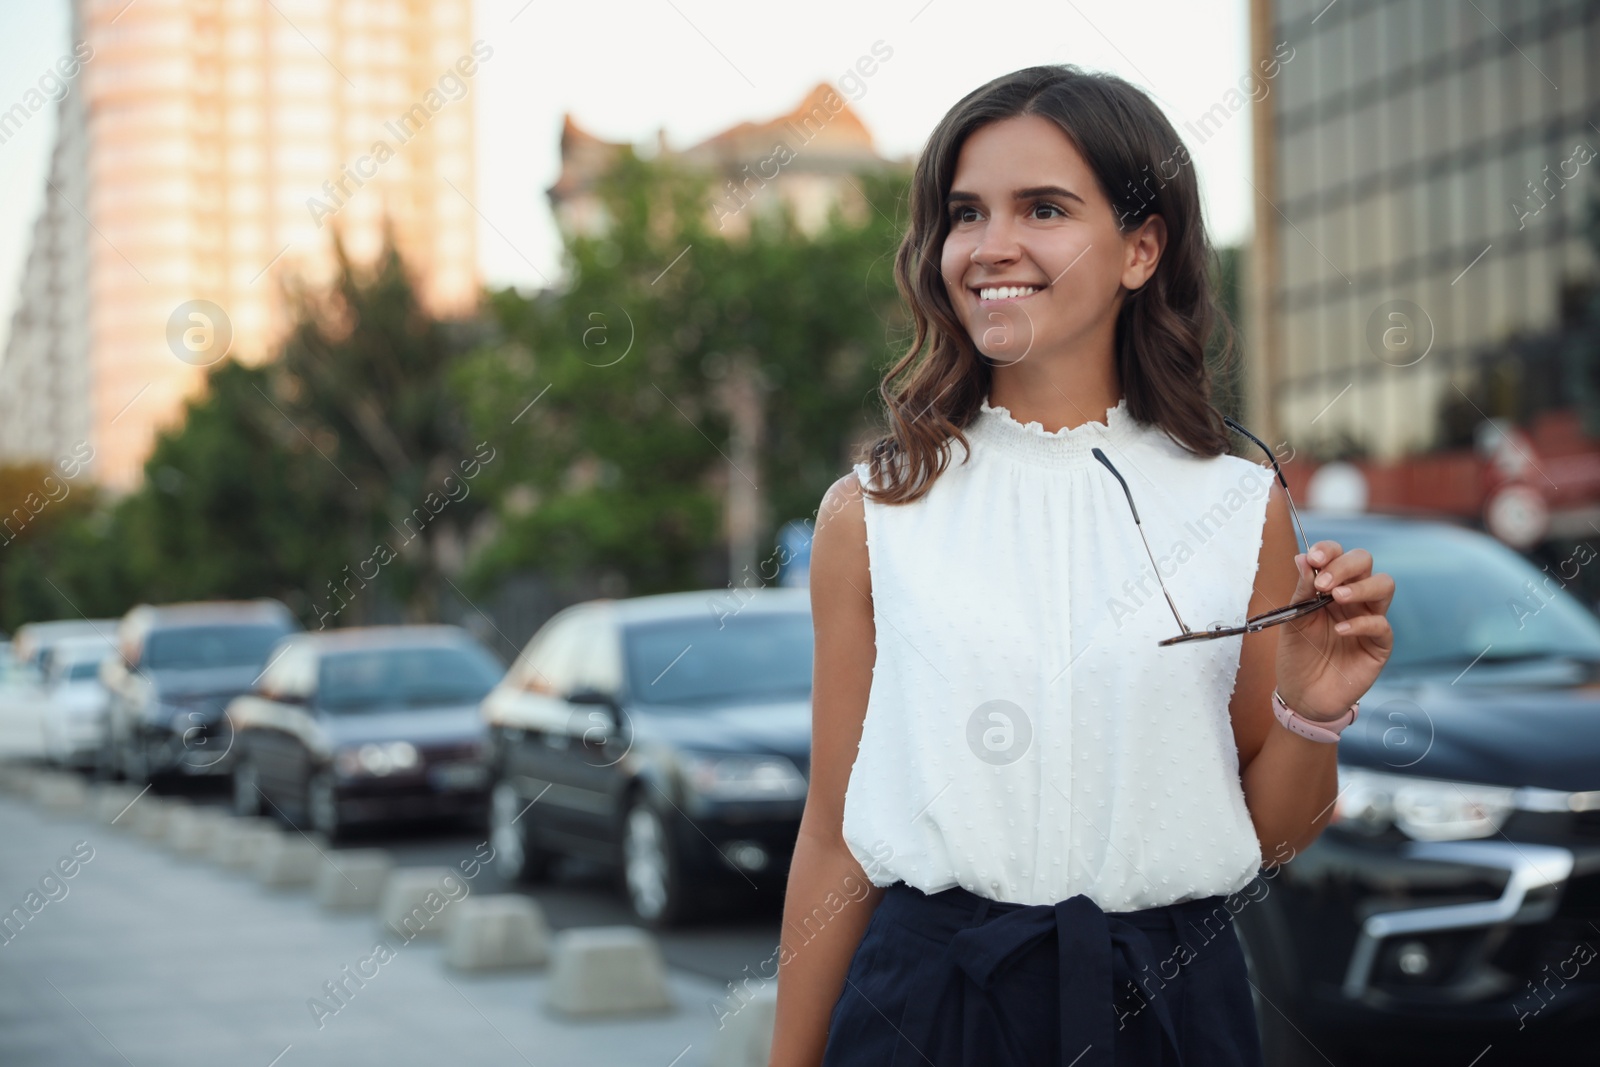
99,600,301,784
483,588,812,927
1233,511,1600,1066
227,625,501,841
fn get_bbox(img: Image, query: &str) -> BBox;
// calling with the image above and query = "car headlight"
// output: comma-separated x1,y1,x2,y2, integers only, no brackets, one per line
683,753,807,801
1334,766,1515,841
335,741,420,778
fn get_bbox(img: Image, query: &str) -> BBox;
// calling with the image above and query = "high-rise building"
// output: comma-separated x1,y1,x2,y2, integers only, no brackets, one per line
0,0,482,489
1246,0,1599,462
0,53,91,469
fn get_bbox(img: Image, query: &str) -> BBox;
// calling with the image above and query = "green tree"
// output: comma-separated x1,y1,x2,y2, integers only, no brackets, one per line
269,234,496,623
0,459,100,631
13,233,494,630
455,150,910,596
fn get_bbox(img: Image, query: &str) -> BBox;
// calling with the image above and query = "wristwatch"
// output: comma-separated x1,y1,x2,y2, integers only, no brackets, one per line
1272,689,1359,743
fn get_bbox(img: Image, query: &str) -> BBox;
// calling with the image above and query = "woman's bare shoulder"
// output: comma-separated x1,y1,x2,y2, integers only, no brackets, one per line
812,468,871,604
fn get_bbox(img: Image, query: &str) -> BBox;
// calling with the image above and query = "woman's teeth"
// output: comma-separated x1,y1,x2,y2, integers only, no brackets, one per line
979,286,1041,302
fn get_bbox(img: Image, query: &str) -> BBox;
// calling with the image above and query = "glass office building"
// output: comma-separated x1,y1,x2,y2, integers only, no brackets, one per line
1249,0,1600,461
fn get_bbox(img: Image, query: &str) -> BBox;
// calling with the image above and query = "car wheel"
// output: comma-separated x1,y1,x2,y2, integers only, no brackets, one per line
621,793,695,928
232,756,262,817
307,771,344,843
490,779,553,884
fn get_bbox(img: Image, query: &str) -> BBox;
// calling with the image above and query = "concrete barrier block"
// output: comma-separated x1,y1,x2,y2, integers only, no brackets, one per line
545,926,675,1017
91,785,145,826
443,894,550,971
708,982,779,1067
165,808,228,857
32,772,89,813
133,796,189,840
209,817,282,870
255,831,324,888
315,849,394,912
0,763,41,796
377,867,467,940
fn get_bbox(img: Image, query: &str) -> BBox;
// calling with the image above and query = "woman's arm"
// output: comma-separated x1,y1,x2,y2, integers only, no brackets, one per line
769,471,885,1067
1230,480,1393,864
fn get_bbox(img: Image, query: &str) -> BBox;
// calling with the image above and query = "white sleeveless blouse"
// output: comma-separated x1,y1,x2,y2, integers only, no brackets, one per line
842,394,1277,911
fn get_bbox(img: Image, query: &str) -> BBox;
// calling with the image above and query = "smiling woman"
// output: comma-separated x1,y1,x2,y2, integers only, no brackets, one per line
771,63,1394,1067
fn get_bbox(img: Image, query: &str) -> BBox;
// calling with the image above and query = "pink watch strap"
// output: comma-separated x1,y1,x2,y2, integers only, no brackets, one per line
1272,689,1358,743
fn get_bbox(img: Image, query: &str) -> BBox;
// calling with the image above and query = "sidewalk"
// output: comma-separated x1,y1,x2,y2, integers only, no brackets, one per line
0,793,736,1067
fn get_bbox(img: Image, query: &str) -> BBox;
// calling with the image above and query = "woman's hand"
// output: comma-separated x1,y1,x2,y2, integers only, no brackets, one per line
1274,539,1394,721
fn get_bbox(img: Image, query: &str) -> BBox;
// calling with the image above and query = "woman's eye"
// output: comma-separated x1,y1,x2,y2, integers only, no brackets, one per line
948,206,979,224
1032,201,1066,220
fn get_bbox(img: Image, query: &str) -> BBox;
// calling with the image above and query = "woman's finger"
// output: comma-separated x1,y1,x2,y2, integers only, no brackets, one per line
1305,540,1343,569
1313,547,1372,593
1330,613,1393,643
1327,572,1393,607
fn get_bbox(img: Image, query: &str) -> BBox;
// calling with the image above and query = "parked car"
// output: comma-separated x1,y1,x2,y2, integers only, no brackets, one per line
227,625,501,840
1234,511,1600,1066
483,587,813,927
100,600,301,784
0,620,117,753
40,633,117,769
11,618,118,673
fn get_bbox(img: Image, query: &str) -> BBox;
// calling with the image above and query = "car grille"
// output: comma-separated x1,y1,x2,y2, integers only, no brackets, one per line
1574,810,1600,839
1518,915,1600,986
420,741,481,764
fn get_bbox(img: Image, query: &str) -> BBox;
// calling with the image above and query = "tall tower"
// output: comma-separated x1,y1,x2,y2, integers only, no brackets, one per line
0,0,482,489
1246,0,1600,460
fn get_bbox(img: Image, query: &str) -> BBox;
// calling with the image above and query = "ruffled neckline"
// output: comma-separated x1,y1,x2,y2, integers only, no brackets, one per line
966,393,1141,469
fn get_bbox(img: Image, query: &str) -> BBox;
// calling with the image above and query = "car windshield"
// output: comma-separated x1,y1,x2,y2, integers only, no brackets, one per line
1310,521,1600,671
624,611,812,707
65,661,101,682
317,644,502,712
141,624,292,671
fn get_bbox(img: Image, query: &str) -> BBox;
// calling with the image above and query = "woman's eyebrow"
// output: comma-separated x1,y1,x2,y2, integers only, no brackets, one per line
946,185,1086,205
1015,185,1085,204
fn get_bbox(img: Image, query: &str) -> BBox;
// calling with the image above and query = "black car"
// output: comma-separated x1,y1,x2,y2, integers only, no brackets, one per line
99,600,301,784
483,588,812,926
1234,511,1600,1066
227,626,501,841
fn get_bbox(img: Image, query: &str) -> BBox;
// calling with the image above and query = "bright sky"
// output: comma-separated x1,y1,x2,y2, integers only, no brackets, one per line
0,0,1256,344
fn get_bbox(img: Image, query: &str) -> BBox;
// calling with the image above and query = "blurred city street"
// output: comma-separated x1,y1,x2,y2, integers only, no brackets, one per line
1,0,1600,1063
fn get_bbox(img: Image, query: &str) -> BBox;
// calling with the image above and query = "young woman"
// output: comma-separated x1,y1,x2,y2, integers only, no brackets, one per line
769,65,1395,1066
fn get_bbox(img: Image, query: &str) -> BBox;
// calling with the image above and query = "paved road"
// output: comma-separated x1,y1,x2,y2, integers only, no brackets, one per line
0,687,788,992
174,780,788,990
0,789,770,1067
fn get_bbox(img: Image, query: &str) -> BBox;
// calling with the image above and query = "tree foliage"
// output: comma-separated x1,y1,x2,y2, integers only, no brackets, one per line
453,150,911,596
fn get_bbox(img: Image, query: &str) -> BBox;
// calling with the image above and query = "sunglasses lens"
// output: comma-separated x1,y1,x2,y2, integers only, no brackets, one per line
1160,595,1332,645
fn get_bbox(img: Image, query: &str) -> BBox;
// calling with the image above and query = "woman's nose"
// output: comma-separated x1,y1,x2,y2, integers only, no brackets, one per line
970,216,1022,266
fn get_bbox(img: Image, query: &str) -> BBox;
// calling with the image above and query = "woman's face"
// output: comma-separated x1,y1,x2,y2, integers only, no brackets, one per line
939,114,1163,366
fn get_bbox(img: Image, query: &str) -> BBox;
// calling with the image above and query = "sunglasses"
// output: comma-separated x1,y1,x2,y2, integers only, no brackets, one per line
1092,418,1334,646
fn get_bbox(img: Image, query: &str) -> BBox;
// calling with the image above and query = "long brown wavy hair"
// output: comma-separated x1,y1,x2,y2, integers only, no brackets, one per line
858,64,1239,504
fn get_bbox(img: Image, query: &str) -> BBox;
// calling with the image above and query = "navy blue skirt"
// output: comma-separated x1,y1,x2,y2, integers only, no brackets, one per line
820,881,1267,1067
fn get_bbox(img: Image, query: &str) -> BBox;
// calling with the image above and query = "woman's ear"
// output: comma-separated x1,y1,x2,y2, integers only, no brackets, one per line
1122,214,1167,292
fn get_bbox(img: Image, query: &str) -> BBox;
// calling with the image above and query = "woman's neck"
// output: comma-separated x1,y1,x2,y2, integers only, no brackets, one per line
986,363,1122,435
